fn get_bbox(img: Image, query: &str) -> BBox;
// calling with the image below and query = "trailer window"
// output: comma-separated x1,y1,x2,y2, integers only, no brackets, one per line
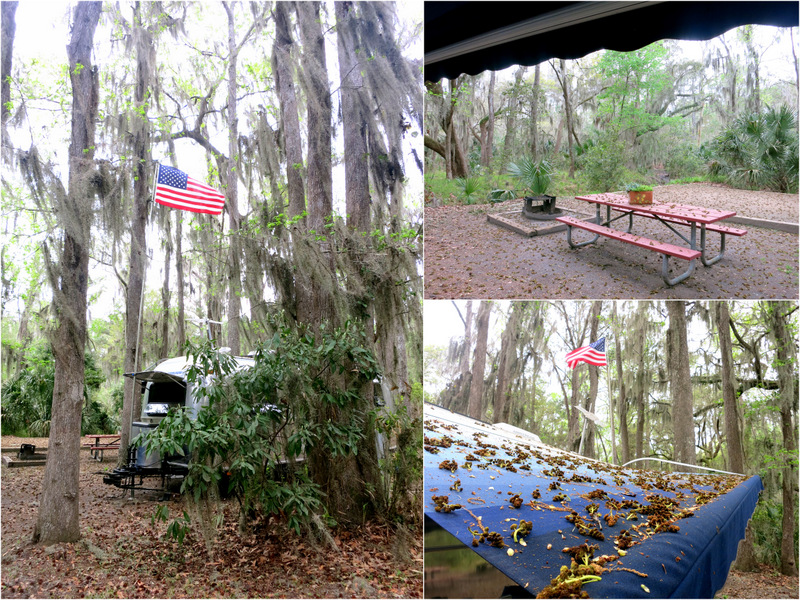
144,380,186,416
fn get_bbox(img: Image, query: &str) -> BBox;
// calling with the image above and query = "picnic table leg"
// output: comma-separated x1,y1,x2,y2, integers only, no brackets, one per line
661,256,697,286
625,212,634,233
565,224,599,248
700,225,727,266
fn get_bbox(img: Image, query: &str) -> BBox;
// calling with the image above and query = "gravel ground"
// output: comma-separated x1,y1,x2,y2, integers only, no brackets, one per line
424,183,798,300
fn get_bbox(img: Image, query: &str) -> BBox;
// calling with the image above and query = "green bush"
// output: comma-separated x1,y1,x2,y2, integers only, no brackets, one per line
142,315,385,536
1,342,107,436
577,129,629,192
707,105,799,193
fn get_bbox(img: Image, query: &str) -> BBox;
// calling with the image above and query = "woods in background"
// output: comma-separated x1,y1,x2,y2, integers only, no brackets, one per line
425,300,798,575
425,26,799,203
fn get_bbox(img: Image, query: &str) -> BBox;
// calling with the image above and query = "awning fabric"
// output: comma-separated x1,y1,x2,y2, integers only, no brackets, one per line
425,1,799,81
424,404,763,598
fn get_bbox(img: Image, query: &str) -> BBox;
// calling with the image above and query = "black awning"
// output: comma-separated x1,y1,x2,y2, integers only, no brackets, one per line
425,1,799,81
123,370,186,385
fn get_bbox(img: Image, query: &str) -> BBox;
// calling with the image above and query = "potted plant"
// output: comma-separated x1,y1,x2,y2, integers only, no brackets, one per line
625,183,654,205
506,157,562,219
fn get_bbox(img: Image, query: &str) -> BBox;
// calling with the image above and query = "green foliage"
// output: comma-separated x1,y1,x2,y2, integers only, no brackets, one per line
142,315,383,536
507,156,552,196
624,183,653,192
577,128,628,192
153,505,192,546
750,500,795,566
424,171,497,206
454,176,481,204
374,381,423,522
597,42,679,137
707,105,799,193
1,341,108,436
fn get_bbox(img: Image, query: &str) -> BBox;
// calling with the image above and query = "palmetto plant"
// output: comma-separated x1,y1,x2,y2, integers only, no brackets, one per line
709,106,799,193
455,176,482,204
507,156,553,196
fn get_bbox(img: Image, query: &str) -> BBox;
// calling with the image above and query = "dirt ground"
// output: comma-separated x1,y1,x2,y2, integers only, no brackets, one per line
1,437,423,599
424,183,799,299
716,565,800,599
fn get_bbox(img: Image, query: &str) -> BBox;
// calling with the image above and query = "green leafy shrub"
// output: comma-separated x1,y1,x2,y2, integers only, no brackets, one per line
454,176,482,204
577,129,628,192
707,105,799,193
1,342,107,436
142,315,384,537
507,156,552,196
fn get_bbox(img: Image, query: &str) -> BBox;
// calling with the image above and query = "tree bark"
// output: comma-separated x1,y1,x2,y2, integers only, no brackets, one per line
581,301,602,458
174,211,186,352
1,1,17,141
336,1,370,231
223,1,242,356
667,302,696,466
554,60,576,178
502,66,525,169
274,2,306,222
481,70,496,172
765,301,798,576
296,1,332,233
493,303,523,424
34,0,101,545
467,301,491,420
530,64,540,159
160,214,172,359
119,2,151,467
715,301,745,473
612,302,625,464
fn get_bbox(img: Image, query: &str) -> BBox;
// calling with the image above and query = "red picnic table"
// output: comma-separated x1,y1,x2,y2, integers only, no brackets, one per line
83,433,121,462
556,193,747,285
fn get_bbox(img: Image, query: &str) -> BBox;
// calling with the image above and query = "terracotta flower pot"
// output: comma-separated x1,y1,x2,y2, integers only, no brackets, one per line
628,190,653,205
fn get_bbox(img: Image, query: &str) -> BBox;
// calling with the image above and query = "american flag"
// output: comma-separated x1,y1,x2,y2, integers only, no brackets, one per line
566,337,607,369
153,164,226,215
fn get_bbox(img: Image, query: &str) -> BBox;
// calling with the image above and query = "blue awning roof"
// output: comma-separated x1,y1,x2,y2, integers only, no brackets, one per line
424,404,763,599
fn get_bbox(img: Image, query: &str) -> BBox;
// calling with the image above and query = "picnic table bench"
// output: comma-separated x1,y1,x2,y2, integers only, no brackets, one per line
556,193,747,285
82,434,121,462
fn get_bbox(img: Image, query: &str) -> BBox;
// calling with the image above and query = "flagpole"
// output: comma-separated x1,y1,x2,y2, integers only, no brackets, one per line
606,349,615,464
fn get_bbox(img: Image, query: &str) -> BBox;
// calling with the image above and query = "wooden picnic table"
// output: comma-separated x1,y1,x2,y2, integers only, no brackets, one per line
83,433,121,462
556,193,747,285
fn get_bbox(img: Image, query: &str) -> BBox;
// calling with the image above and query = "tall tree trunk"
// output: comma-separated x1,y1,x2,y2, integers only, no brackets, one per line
174,211,186,352
468,301,491,420
530,64,540,159
296,1,332,233
716,301,745,473
555,59,577,178
444,77,469,179
765,301,798,576
502,66,525,169
34,0,101,545
160,215,172,359
223,1,242,356
481,70,495,172
274,2,306,222
581,301,602,458
119,3,152,466
1,1,17,143
612,302,625,464
336,1,370,230
667,301,696,466
494,303,523,424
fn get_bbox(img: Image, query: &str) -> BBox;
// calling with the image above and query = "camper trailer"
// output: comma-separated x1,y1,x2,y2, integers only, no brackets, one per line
103,354,254,494
103,352,393,495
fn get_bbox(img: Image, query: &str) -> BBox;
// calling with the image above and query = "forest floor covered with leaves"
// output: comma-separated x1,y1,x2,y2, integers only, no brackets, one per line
1,437,423,598
716,564,799,599
424,183,798,299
